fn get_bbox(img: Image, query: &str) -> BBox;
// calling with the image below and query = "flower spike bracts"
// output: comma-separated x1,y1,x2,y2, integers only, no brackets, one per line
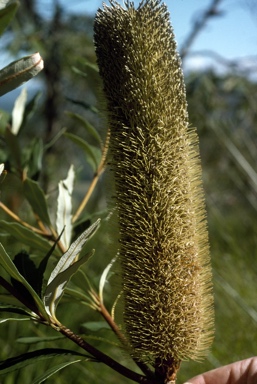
94,1,214,382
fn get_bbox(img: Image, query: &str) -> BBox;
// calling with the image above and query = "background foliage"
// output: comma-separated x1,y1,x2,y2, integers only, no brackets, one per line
0,0,256,383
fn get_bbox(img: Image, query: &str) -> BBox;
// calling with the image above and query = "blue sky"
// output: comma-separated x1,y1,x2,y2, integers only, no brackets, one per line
1,0,256,108
59,0,257,73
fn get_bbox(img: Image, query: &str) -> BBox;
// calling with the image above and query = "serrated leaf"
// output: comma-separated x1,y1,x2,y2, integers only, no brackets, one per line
23,178,51,226
0,221,60,257
0,243,49,320
64,132,101,172
0,348,91,375
66,112,102,147
43,250,94,318
0,53,44,96
47,219,100,285
11,88,27,135
32,359,82,384
0,1,18,36
56,165,75,250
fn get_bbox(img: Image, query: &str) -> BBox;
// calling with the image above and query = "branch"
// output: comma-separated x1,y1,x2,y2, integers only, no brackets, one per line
58,323,157,384
0,201,48,236
72,128,110,223
180,0,224,60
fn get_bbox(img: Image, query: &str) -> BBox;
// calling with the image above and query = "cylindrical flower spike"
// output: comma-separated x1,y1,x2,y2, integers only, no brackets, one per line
94,0,214,382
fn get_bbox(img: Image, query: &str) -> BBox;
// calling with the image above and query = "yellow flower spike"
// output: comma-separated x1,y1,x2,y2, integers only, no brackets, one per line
94,1,214,382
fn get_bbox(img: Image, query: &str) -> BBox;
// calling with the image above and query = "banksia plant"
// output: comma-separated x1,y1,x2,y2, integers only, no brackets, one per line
94,0,214,383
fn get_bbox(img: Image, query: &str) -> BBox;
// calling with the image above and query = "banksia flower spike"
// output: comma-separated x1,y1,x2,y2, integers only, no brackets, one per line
94,1,214,383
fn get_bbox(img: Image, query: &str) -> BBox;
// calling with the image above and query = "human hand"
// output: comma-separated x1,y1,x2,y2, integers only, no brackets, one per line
183,357,257,384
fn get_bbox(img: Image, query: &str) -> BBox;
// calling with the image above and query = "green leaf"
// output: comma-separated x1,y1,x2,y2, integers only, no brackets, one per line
37,230,64,298
5,127,21,169
22,138,44,179
17,336,64,344
0,221,60,257
80,58,99,73
82,321,110,332
43,219,100,318
23,178,51,226
19,91,42,133
0,348,91,375
0,304,32,317
64,132,102,172
0,243,49,320
0,108,10,134
0,317,30,324
11,88,27,135
56,165,75,250
47,219,100,286
32,359,82,384
66,111,102,147
43,250,94,318
12,250,38,290
65,97,99,114
0,275,37,311
0,53,44,96
0,1,18,37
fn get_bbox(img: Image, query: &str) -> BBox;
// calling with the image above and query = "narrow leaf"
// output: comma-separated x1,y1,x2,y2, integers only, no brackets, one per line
65,97,99,114
37,230,64,297
47,219,100,285
11,88,27,135
11,250,39,293
56,165,75,250
99,256,117,304
0,221,60,257
64,132,101,171
22,138,44,179
43,250,94,318
0,348,90,375
0,243,49,320
82,321,110,332
23,178,51,226
5,127,21,169
66,112,102,147
0,53,44,96
0,275,39,314
0,1,18,36
17,336,64,344
0,317,30,324
0,304,32,317
32,359,82,384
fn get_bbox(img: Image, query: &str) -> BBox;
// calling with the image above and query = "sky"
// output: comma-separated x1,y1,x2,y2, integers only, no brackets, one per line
1,0,257,109
58,0,257,74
